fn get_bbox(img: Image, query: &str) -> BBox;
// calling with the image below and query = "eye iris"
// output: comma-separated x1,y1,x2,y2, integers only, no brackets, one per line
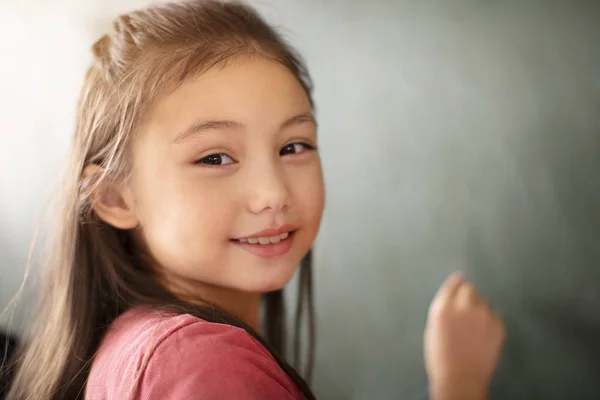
281,144,298,155
204,154,223,165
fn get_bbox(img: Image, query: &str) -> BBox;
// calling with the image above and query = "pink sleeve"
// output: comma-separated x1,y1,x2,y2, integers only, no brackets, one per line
136,321,302,400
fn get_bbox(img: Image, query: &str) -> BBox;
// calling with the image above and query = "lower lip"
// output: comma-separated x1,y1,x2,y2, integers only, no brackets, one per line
232,232,295,259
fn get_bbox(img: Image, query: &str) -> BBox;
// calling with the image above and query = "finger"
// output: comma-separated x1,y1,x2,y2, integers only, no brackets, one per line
492,312,506,335
456,282,481,307
434,271,465,305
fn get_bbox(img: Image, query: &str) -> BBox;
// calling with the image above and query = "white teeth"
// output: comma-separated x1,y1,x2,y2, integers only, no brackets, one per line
269,235,281,244
239,232,291,245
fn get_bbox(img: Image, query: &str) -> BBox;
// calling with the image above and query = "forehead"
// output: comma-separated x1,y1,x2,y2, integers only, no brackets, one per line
142,56,312,140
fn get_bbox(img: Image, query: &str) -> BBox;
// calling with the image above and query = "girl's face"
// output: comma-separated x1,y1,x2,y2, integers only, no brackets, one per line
128,56,324,295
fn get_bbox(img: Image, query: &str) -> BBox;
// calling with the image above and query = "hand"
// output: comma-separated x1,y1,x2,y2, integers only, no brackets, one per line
425,272,505,400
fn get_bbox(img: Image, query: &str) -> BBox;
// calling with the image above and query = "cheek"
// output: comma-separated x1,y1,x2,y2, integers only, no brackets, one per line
132,166,235,267
290,160,325,225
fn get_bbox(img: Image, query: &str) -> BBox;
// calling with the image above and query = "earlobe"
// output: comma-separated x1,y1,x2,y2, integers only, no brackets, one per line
82,165,140,230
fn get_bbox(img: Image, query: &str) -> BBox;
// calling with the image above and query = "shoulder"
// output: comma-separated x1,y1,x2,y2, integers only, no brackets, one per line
86,308,202,398
139,313,302,400
86,308,302,400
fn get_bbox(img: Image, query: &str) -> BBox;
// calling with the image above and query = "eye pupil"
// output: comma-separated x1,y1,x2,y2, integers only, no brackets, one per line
282,144,293,155
203,154,223,165
281,143,302,156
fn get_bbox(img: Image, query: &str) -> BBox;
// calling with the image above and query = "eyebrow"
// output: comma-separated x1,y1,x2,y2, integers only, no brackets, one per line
173,112,317,143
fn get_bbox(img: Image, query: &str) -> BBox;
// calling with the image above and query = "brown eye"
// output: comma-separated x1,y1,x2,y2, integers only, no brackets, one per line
195,153,234,166
280,143,314,156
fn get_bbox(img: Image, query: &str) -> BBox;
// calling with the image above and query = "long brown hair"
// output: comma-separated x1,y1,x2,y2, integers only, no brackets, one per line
6,1,316,399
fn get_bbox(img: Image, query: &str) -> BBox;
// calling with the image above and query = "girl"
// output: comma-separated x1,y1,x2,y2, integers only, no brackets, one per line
6,1,505,399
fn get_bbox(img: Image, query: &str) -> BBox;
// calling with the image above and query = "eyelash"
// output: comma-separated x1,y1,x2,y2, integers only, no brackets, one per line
280,142,315,156
194,142,316,167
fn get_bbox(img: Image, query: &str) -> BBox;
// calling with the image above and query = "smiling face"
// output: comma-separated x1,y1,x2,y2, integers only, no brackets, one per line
124,56,324,297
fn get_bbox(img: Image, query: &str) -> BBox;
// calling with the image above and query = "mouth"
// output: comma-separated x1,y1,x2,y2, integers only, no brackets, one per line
233,231,293,245
231,230,296,258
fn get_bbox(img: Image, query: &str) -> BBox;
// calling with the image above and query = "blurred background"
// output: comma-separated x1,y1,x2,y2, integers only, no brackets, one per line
1,0,600,399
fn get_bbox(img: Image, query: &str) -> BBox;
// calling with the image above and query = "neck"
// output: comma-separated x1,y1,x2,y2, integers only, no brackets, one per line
165,275,262,332
207,288,262,332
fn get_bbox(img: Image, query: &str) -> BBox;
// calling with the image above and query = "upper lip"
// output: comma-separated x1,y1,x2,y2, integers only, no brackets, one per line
237,224,296,239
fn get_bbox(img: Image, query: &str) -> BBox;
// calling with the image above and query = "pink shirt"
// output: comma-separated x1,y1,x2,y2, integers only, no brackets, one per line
85,308,303,400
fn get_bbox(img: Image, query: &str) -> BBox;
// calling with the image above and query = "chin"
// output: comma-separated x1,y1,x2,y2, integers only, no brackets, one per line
264,273,296,292
247,271,297,294
234,260,300,294
226,240,308,292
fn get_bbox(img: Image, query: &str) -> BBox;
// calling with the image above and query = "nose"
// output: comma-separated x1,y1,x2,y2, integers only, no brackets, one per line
246,160,290,215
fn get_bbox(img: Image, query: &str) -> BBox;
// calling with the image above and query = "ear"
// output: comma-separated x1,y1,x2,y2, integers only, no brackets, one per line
82,165,140,230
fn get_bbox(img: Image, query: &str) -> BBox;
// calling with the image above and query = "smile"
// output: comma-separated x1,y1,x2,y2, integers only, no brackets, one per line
231,229,296,258
236,232,290,245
